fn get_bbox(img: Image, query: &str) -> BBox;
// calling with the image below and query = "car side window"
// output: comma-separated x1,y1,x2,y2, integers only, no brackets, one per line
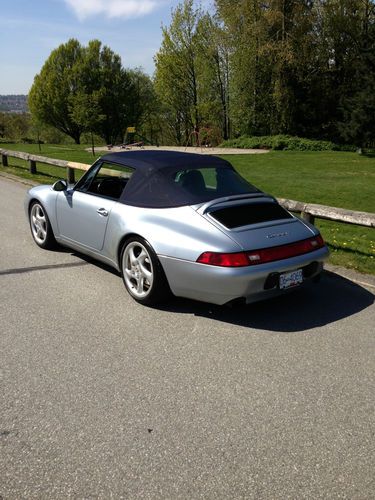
76,162,134,200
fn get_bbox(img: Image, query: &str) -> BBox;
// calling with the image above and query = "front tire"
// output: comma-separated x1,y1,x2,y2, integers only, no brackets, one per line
29,201,56,249
121,237,170,305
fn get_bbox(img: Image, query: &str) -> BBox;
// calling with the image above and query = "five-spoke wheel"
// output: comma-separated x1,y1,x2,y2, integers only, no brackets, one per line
29,201,56,249
121,237,170,305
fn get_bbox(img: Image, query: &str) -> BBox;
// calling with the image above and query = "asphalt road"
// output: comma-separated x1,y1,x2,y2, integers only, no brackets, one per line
0,176,374,499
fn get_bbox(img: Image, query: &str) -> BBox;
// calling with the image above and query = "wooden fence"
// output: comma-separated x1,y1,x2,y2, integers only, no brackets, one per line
0,148,89,184
1,147,374,228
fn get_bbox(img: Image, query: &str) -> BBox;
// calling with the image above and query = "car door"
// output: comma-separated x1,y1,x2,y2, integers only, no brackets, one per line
56,161,133,251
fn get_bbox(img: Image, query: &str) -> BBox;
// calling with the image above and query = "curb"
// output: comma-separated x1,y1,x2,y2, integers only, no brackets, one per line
0,171,39,187
325,264,375,291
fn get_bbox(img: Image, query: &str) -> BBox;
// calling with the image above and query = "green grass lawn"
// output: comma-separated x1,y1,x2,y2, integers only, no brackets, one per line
223,152,375,275
1,145,374,274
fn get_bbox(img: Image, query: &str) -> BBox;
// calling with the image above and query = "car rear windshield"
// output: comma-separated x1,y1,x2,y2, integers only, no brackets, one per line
209,202,293,229
122,165,260,208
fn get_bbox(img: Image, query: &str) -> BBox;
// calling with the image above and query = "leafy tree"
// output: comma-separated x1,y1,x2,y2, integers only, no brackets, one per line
29,39,137,145
69,91,104,155
215,0,270,136
154,0,208,145
79,41,136,145
215,0,319,136
336,0,375,147
0,112,30,141
195,13,231,140
0,113,6,138
128,68,162,145
28,39,84,143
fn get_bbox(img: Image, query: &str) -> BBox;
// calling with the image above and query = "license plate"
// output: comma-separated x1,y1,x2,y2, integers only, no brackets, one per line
279,269,303,289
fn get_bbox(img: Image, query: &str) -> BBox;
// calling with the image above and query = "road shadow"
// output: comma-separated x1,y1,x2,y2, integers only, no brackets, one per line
158,271,374,333
66,250,374,333
70,251,121,277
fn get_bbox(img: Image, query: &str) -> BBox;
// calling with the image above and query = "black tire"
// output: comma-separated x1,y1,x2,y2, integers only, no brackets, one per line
121,236,170,305
29,201,57,250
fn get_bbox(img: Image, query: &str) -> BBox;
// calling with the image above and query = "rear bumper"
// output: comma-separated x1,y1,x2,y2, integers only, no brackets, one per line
159,246,329,305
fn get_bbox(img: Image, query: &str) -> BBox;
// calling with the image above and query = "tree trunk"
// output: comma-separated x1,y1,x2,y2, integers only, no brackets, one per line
91,132,95,156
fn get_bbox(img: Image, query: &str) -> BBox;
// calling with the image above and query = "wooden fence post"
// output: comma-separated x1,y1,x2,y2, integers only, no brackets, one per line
1,154,8,167
29,159,37,174
67,167,75,184
301,211,315,224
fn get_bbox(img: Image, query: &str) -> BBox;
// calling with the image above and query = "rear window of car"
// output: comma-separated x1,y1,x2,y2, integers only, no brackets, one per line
172,167,259,198
121,164,260,208
209,202,293,229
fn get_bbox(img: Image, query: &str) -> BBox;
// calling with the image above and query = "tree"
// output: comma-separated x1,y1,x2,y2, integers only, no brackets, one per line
28,39,84,144
326,0,375,146
29,39,138,145
0,113,7,138
69,91,104,155
0,112,30,141
215,0,271,136
154,0,207,145
195,13,232,140
128,68,162,145
215,0,319,136
80,41,136,145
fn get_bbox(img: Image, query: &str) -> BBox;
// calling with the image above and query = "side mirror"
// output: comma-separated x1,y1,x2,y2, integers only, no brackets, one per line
52,180,68,192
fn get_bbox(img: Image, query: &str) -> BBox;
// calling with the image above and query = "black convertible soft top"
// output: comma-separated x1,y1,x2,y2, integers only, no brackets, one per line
99,150,258,208
100,150,230,171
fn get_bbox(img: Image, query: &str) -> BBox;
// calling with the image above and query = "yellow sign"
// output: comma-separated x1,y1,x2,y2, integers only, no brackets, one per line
126,127,136,133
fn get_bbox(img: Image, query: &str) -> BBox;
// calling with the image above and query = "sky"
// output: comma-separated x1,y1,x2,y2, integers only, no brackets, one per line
0,0,208,94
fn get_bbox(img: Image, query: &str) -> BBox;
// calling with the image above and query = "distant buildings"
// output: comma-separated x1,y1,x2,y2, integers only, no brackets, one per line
0,95,28,113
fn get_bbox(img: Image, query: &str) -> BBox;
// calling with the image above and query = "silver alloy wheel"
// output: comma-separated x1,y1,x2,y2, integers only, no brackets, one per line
123,241,154,299
30,203,47,245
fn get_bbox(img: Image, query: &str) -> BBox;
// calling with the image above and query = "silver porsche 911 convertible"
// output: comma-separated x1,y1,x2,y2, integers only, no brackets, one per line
25,150,328,305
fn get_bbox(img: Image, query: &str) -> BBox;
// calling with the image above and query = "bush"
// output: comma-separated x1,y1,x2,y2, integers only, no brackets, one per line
21,137,44,144
0,138,16,144
219,135,357,152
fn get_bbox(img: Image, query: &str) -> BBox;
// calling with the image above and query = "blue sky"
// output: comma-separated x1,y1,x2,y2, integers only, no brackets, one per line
0,0,200,94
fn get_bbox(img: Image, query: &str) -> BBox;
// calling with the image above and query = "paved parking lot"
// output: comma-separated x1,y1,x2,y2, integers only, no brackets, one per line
0,176,374,499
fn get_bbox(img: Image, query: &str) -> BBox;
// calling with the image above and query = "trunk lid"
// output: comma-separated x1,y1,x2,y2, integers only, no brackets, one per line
197,196,316,250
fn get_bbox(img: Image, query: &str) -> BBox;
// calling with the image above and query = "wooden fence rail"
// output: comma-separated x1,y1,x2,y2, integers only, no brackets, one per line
1,148,374,228
0,148,89,184
277,198,375,228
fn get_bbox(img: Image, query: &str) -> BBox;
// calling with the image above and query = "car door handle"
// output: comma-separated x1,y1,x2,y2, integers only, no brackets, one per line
97,208,109,217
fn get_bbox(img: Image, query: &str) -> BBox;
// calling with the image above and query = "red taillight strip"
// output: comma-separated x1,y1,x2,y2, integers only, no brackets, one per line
197,235,325,267
196,251,249,267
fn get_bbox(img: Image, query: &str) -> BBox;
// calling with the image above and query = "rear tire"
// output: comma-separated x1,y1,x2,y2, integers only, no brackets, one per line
121,237,170,305
29,201,56,250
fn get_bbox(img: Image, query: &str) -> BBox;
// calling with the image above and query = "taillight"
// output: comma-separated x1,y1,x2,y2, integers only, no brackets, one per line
197,251,249,267
196,235,325,267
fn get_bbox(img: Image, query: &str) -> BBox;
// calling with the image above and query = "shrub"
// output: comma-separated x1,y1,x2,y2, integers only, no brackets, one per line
0,138,16,144
21,137,43,144
219,135,357,152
